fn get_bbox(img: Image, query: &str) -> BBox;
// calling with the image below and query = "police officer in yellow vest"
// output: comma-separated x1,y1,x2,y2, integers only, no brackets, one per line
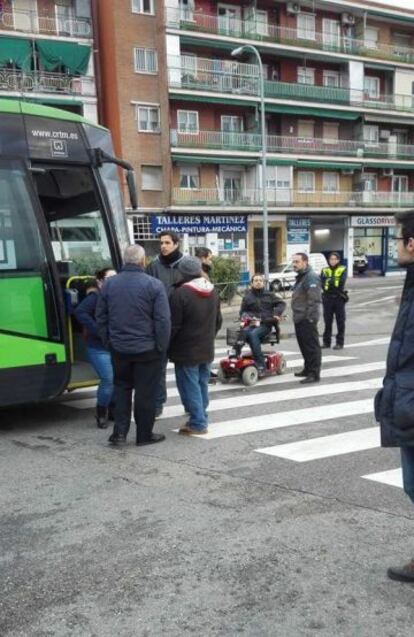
321,252,347,350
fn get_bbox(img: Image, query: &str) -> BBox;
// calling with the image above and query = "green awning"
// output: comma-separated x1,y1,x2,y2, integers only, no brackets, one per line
172,154,256,165
369,10,414,25
364,162,414,170
266,104,360,120
169,93,252,108
0,37,32,71
36,40,91,75
296,161,362,170
267,159,297,166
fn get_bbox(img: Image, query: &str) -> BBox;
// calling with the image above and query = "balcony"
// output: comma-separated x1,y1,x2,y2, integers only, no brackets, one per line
172,187,414,208
169,56,414,115
0,8,92,38
165,7,414,65
171,129,414,159
0,68,95,97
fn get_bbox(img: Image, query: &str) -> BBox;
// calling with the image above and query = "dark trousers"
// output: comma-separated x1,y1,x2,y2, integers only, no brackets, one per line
111,350,163,442
323,295,346,347
155,354,168,410
294,320,321,378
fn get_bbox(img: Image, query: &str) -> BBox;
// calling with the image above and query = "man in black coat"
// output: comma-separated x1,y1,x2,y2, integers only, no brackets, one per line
146,230,184,417
240,274,286,377
96,244,171,447
375,210,414,582
169,256,222,435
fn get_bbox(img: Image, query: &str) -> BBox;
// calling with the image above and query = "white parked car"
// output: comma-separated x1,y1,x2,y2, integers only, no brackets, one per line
353,253,369,274
269,253,327,291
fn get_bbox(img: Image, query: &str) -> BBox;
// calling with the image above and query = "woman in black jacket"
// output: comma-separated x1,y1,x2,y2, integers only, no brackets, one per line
240,274,286,376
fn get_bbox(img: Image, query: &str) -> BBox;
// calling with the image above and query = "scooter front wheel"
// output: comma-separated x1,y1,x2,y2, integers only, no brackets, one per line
277,356,287,375
242,365,259,386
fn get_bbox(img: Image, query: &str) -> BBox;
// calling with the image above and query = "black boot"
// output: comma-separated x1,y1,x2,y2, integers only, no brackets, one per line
95,405,109,429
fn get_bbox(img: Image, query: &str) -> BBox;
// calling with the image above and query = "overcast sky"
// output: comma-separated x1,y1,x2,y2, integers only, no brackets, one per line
378,0,413,9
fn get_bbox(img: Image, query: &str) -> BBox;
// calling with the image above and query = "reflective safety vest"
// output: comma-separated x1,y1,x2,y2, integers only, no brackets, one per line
322,265,346,292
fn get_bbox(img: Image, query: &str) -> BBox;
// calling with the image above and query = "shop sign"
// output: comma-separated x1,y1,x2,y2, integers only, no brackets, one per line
351,216,395,227
287,217,310,244
150,215,247,235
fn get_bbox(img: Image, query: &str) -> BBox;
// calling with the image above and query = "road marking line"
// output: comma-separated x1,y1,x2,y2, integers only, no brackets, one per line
160,377,381,420
350,295,397,308
182,399,374,440
344,337,389,348
362,468,402,488
257,427,380,461
62,359,381,409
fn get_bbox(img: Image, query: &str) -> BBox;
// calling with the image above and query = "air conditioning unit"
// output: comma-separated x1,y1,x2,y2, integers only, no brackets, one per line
341,12,355,25
380,130,391,139
382,168,394,177
342,169,355,175
287,2,301,15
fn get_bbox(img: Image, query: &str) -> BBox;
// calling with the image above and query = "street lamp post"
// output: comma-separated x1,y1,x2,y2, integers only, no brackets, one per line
231,44,269,286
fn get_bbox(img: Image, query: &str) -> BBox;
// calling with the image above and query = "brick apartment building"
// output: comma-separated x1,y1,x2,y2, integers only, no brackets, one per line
96,0,414,276
0,0,97,120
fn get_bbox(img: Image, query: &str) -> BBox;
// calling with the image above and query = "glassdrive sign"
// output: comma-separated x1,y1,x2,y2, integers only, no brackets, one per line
151,215,247,234
24,116,88,161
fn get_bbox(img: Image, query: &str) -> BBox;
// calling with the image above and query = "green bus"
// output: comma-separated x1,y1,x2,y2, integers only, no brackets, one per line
0,99,137,408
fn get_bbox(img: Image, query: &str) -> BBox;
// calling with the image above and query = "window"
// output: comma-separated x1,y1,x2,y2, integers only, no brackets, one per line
132,0,154,15
364,26,379,49
180,0,195,21
393,32,410,57
298,67,315,85
298,171,315,193
297,13,315,40
221,115,243,132
323,122,339,143
363,125,379,145
323,71,340,88
298,120,314,140
361,173,377,192
141,166,163,190
179,166,200,189
323,19,340,48
136,104,160,132
177,110,199,133
322,172,339,192
255,10,268,36
364,76,380,99
134,48,158,74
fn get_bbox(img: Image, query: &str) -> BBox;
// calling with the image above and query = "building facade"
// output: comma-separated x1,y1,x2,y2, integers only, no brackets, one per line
0,0,97,120
97,0,414,274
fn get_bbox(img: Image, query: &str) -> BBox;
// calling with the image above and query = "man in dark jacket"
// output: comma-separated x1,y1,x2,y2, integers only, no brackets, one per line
240,273,286,376
321,252,347,350
291,253,322,384
375,211,414,582
96,245,171,446
169,256,222,435
146,230,184,417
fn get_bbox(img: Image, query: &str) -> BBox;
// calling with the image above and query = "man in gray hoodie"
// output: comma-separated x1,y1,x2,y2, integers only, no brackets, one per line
291,252,322,384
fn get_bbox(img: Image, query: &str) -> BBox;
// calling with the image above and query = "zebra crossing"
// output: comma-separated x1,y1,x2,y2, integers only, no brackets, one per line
60,336,402,493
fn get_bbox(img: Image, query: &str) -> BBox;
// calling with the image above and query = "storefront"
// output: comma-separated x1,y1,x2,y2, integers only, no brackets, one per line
350,215,401,275
131,213,249,275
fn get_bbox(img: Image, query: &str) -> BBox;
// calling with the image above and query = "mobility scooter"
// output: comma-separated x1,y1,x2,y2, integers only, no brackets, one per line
217,317,286,386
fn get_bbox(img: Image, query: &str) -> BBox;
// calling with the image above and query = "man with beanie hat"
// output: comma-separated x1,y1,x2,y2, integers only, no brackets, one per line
321,251,348,350
169,256,222,435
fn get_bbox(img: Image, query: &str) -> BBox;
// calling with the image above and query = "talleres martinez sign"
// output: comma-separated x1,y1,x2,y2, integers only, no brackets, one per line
151,215,247,235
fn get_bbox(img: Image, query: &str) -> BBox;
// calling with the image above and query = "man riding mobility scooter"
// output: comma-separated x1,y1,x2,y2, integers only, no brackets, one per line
218,273,287,386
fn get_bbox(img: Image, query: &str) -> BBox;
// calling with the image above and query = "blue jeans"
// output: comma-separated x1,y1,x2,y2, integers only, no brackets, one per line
87,347,114,407
243,325,271,369
401,447,414,504
175,363,210,431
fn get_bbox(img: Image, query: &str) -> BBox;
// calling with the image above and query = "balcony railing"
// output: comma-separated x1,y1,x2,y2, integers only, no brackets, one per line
172,187,414,208
171,129,414,159
165,7,414,64
168,56,414,114
0,68,96,97
0,9,92,37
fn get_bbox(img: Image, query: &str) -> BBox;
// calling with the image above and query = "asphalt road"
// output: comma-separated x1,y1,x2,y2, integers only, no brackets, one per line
2,274,414,637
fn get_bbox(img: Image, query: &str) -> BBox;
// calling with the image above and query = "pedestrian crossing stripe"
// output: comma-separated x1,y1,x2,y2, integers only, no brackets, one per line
256,427,380,462
175,398,374,440
362,468,403,488
160,378,381,420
